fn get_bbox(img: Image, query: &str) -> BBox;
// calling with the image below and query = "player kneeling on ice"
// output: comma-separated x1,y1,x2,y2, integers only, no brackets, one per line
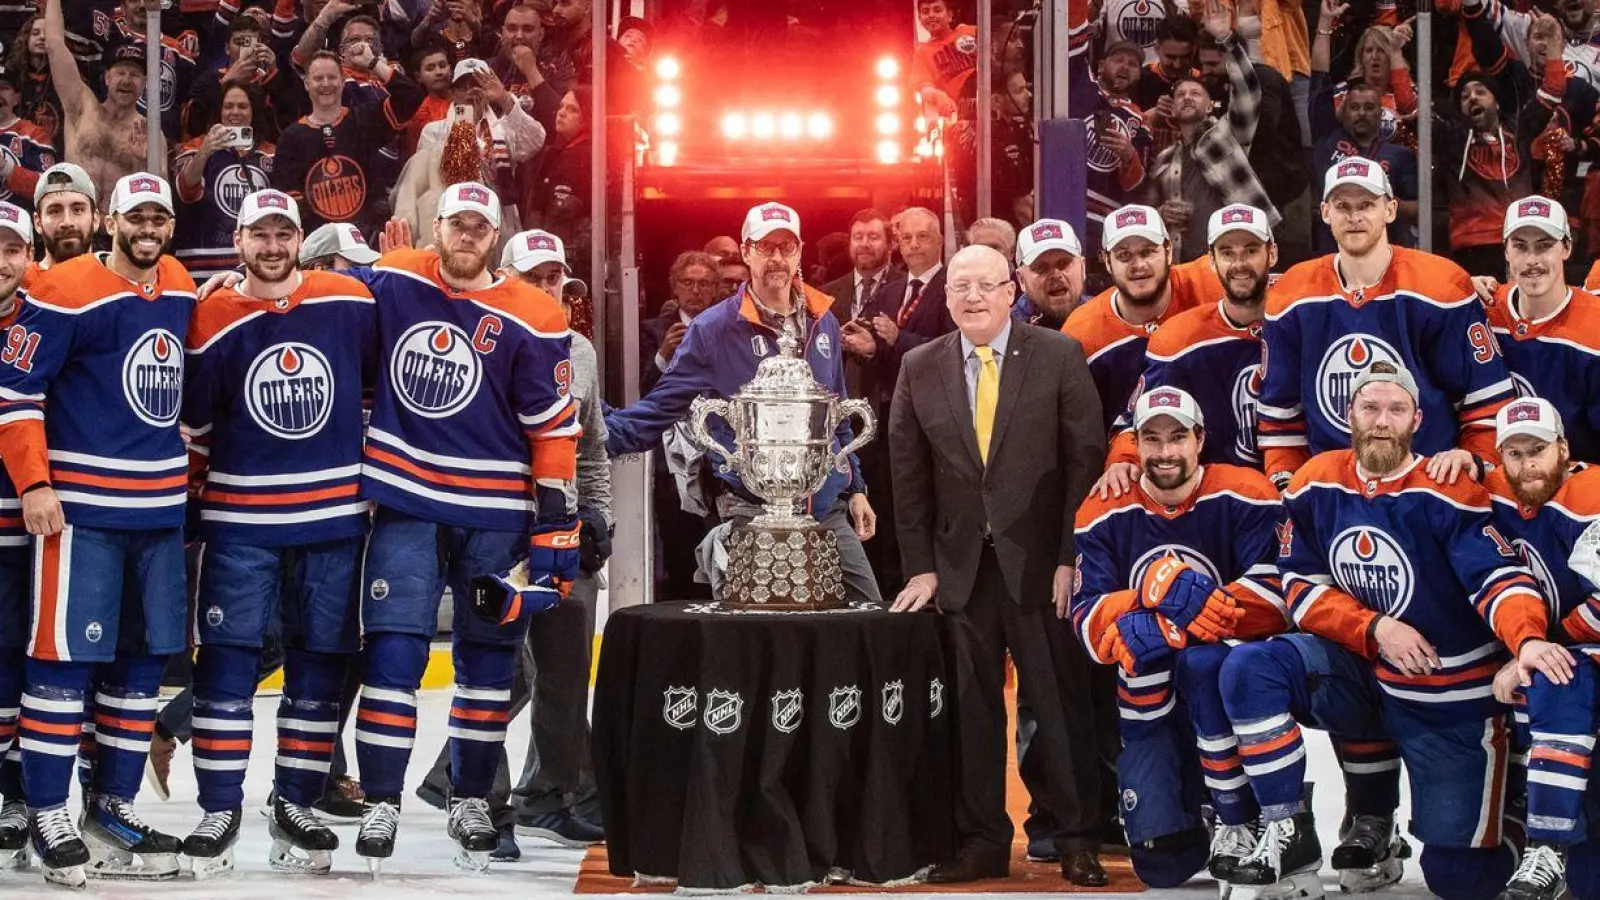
1218,361,1573,900
177,190,377,878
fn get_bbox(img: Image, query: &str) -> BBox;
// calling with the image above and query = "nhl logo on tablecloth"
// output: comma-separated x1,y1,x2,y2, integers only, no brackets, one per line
829,685,862,730
929,678,945,718
662,686,698,731
770,689,804,734
703,689,744,735
881,680,904,725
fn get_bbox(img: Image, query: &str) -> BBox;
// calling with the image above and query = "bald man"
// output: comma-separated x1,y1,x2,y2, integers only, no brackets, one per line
890,245,1109,885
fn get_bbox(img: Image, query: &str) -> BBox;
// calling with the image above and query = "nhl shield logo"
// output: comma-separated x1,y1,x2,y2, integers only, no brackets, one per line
881,680,904,725
662,686,698,731
703,689,744,735
929,678,945,718
828,685,862,730
770,689,804,734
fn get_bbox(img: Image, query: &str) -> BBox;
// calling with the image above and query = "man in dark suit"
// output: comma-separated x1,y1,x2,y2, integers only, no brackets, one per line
824,208,906,598
889,244,1109,886
872,205,955,365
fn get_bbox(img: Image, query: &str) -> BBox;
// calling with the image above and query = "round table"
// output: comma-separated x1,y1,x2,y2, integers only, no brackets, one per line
593,602,956,891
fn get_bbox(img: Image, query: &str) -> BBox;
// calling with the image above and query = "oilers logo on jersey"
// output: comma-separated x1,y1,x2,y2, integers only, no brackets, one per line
1107,0,1162,49
390,322,483,418
1509,537,1560,618
1232,365,1263,461
1087,115,1135,173
1330,526,1415,616
1316,334,1404,433
123,329,183,426
1130,544,1221,589
213,164,271,220
245,343,333,439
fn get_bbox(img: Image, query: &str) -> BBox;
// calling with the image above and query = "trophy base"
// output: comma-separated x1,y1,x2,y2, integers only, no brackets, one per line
721,520,846,611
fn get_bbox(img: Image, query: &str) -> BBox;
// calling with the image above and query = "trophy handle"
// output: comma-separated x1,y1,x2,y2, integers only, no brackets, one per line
831,399,877,474
1571,519,1600,590
688,397,740,476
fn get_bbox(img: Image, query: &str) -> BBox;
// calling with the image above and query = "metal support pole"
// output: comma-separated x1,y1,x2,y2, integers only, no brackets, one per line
976,0,993,223
1416,0,1433,252
145,5,163,172
590,0,608,378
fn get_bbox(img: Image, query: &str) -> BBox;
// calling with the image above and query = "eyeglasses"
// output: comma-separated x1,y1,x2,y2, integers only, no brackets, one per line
947,281,1010,298
747,239,800,258
676,277,716,291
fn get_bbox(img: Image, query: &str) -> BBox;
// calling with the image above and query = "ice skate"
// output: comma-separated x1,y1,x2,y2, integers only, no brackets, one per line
1332,813,1410,893
30,805,89,890
1231,811,1322,888
79,794,180,881
1494,844,1568,900
181,807,240,880
448,796,497,874
0,799,30,870
355,799,399,879
1209,820,1260,898
268,795,337,875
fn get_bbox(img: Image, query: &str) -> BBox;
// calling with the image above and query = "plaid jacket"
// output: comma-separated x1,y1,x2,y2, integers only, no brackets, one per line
1150,37,1282,227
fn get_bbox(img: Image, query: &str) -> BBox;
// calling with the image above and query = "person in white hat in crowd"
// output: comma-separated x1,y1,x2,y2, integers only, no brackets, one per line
1481,396,1600,900
605,202,881,605
1466,197,1600,463
0,173,194,888
32,162,99,271
177,189,378,878
1012,217,1086,329
0,200,32,868
300,222,382,270
499,227,569,296
1256,156,1518,490
1094,203,1278,498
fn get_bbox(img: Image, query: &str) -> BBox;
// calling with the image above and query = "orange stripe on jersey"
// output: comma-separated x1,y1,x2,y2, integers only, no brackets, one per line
1548,466,1600,519
19,717,78,737
51,470,188,492
1375,660,1499,686
1078,588,1140,650
204,484,360,506
530,438,578,482
364,446,528,492
1106,430,1137,468
25,254,196,312
31,532,63,661
1116,686,1171,707
1586,258,1600,293
378,248,570,336
1268,247,1475,318
451,707,510,723
279,738,335,754
357,709,416,729
1530,747,1592,769
1340,741,1394,753
94,715,156,733
193,737,251,752
1240,727,1301,757
188,270,374,350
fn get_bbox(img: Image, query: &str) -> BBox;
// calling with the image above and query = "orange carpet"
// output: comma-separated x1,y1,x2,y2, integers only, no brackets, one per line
574,685,1143,893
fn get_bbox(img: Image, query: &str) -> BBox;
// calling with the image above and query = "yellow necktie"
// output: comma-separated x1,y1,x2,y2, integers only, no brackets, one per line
974,345,999,464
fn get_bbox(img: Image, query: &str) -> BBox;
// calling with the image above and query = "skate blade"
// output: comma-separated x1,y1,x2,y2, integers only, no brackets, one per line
452,848,491,875
1338,855,1404,894
43,863,87,890
1233,871,1325,900
269,840,333,876
85,851,180,881
364,854,385,881
189,851,235,881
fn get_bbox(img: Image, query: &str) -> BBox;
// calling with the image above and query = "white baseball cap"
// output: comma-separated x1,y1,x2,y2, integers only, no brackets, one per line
1017,218,1082,265
1133,386,1205,431
1496,397,1563,446
0,201,32,244
1323,156,1392,200
1102,204,1167,251
299,222,380,265
1207,204,1273,245
741,202,801,243
109,173,175,216
503,229,569,273
236,189,301,229
1503,195,1570,241
437,181,501,229
452,58,491,82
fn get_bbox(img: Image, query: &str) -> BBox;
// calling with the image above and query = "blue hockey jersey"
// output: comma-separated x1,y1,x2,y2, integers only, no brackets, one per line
356,249,578,532
1281,450,1547,716
0,299,24,549
1258,248,1516,484
183,271,376,546
0,128,58,213
1485,465,1600,645
1483,284,1600,464
172,139,275,280
0,253,196,530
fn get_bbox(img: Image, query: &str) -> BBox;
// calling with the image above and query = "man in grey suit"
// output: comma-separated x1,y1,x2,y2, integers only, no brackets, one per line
889,244,1109,886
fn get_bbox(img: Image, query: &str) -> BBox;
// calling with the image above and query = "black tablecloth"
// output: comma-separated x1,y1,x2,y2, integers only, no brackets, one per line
593,602,956,891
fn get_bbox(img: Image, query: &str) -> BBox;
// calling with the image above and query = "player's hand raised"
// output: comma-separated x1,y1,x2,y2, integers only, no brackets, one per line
21,486,64,536
1470,275,1500,307
1373,614,1440,675
380,217,414,252
1517,638,1576,687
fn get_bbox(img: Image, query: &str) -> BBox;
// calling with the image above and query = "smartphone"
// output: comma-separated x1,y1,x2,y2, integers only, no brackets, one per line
1092,110,1112,138
223,125,253,149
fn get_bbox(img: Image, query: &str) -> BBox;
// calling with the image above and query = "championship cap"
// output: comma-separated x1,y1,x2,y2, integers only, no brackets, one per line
1323,156,1392,200
1017,218,1082,265
1207,204,1273,245
1101,204,1167,251
1496,397,1563,446
34,162,97,206
1133,386,1205,431
0,201,32,244
503,229,569,273
437,181,501,229
236,189,301,229
1348,360,1419,406
299,222,380,265
107,43,146,72
109,173,174,216
452,58,491,82
741,202,801,243
1503,195,1570,241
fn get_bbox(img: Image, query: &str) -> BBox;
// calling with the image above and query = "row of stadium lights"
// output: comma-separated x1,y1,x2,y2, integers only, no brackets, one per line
648,56,922,166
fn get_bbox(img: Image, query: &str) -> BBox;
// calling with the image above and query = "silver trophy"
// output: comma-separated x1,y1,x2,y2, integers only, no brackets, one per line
688,331,875,610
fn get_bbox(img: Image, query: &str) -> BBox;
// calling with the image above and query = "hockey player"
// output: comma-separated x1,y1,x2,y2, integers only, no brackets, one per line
177,189,376,878
0,173,195,888
1478,198,1600,463
1221,361,1573,900
1480,397,1600,900
1258,158,1517,489
1096,204,1276,496
0,201,35,869
31,163,98,271
1064,203,1223,436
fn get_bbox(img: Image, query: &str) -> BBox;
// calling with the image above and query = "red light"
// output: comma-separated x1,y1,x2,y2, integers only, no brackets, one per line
656,112,682,136
876,57,899,79
722,113,747,139
752,112,776,140
806,113,833,139
876,113,900,135
875,85,900,107
876,141,900,164
655,57,681,80
654,84,682,107
779,112,803,140
657,141,679,166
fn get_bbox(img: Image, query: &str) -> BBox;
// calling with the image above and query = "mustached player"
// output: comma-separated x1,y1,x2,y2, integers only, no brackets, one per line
0,174,195,889
177,190,376,877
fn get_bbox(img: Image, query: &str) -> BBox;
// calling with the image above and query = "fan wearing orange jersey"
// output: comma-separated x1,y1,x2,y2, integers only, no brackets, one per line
911,0,978,119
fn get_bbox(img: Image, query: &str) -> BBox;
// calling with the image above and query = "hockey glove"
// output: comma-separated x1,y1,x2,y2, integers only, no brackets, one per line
530,517,582,593
578,506,612,574
1098,609,1188,676
1137,556,1243,642
468,559,563,624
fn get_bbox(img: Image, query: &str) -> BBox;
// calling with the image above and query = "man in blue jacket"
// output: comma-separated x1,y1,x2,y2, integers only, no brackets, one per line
606,202,882,603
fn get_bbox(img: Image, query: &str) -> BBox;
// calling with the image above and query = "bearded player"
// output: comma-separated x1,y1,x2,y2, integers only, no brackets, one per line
32,163,98,272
